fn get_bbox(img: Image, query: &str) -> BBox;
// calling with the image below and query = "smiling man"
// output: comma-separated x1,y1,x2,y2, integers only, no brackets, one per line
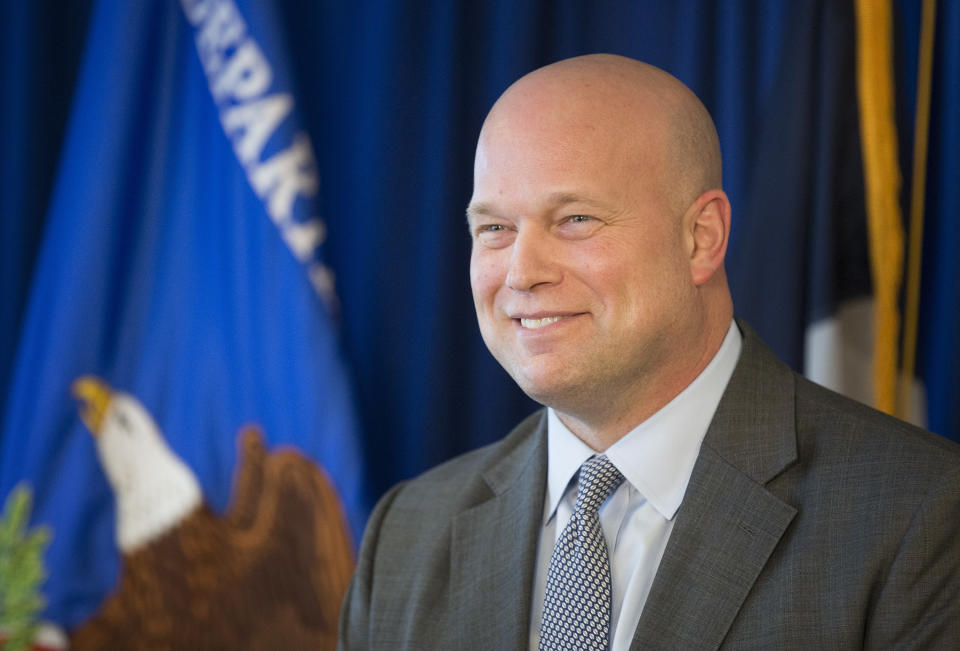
339,55,960,650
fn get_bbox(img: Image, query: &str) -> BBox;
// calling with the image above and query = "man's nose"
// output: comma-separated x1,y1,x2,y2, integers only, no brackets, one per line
505,228,560,291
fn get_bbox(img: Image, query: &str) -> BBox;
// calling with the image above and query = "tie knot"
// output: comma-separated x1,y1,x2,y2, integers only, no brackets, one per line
574,455,624,517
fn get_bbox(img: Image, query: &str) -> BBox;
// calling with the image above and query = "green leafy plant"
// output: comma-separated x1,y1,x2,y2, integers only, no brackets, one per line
0,484,51,651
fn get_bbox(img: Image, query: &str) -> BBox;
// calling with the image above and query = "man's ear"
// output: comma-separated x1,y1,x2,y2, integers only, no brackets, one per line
685,189,731,286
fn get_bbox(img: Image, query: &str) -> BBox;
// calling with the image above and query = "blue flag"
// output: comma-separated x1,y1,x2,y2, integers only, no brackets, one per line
0,0,366,629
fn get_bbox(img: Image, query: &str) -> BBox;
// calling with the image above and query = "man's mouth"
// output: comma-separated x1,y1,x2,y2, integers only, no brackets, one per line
519,316,567,329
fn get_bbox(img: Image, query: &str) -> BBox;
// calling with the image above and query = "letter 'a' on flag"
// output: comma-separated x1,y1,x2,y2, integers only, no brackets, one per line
0,0,367,631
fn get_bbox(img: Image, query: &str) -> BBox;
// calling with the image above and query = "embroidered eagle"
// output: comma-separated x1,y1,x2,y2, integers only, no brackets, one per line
69,376,354,650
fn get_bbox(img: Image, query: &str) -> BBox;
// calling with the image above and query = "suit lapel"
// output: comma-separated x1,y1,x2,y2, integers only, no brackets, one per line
631,322,800,650
449,412,548,651
629,447,797,649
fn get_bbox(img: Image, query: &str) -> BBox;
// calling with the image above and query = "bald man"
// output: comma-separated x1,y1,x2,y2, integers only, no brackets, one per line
339,55,960,650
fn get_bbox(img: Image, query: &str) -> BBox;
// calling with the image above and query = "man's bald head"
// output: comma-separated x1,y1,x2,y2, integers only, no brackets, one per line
479,54,722,218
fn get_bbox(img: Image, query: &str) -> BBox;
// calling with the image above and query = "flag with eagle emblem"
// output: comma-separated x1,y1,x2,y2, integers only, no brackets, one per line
0,0,367,632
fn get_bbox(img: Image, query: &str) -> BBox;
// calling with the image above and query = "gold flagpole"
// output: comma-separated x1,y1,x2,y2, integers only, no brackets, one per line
854,0,904,414
898,0,937,420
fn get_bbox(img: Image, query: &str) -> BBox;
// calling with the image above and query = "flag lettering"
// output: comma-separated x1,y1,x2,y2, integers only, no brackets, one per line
179,0,332,301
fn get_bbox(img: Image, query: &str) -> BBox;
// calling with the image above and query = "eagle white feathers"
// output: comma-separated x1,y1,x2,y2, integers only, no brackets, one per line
74,377,203,552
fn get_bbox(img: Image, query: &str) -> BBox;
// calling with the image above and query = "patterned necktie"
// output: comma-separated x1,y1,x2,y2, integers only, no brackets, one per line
539,455,625,651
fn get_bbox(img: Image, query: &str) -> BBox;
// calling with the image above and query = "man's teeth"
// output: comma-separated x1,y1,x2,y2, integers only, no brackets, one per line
520,316,564,329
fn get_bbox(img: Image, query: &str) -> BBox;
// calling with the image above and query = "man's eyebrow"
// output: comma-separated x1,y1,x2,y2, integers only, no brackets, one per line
465,201,496,221
544,192,613,211
466,193,613,223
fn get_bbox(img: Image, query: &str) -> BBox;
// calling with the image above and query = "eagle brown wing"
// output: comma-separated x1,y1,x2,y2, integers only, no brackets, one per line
226,428,355,648
226,425,268,531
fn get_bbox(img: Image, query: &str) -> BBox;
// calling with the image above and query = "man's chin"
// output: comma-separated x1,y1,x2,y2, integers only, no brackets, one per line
512,370,576,408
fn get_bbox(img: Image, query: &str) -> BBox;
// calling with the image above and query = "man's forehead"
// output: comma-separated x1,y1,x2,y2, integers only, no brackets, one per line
475,82,668,185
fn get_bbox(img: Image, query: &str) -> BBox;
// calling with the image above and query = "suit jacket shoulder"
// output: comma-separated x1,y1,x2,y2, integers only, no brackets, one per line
394,409,546,506
632,320,960,650
339,411,548,651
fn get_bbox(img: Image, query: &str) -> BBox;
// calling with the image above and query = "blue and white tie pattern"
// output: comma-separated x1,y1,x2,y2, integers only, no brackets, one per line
539,455,625,651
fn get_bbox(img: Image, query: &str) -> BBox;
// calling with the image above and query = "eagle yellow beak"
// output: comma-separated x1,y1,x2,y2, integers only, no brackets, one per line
72,376,113,435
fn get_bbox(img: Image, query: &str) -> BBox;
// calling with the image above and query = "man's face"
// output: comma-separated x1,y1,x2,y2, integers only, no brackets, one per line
467,99,698,415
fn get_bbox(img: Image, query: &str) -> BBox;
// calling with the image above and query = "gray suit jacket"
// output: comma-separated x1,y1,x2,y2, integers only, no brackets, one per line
340,322,960,649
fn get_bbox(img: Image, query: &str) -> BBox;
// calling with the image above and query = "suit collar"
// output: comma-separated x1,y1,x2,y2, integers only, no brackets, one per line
630,320,799,649
449,411,547,650
479,410,548,496
702,319,798,484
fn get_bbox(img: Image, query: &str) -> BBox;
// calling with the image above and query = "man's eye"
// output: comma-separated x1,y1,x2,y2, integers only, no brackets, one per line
557,214,602,239
473,223,514,248
474,223,509,237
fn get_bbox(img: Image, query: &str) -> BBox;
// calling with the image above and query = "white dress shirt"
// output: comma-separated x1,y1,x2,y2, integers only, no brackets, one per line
529,320,743,650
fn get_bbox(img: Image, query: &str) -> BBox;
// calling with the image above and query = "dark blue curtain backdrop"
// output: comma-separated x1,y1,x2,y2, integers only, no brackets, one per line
2,1,958,520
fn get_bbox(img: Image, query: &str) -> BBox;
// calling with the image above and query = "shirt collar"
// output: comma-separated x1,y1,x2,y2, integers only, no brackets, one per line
545,320,742,522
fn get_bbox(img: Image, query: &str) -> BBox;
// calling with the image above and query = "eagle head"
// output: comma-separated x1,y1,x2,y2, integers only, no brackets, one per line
72,376,203,552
